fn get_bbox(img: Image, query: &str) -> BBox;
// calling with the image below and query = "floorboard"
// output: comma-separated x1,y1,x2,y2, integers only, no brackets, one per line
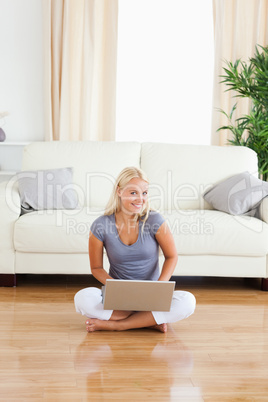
0,275,267,401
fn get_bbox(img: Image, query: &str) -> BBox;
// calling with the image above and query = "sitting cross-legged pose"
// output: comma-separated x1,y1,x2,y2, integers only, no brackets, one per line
74,166,196,333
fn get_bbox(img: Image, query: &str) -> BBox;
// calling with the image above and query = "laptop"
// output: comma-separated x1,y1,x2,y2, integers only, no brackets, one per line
102,279,175,312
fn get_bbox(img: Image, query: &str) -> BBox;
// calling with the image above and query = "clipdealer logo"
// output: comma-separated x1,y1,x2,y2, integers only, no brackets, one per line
4,170,265,235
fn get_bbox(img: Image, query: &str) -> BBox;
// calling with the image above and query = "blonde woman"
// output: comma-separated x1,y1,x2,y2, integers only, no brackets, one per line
74,167,196,333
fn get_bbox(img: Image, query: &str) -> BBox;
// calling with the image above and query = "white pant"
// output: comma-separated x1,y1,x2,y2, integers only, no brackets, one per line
74,287,196,325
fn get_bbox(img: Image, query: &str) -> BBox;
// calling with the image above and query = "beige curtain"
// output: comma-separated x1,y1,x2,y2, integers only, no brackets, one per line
211,0,268,145
43,0,118,141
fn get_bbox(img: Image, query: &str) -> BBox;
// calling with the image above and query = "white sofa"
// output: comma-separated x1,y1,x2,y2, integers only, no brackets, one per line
1,141,268,290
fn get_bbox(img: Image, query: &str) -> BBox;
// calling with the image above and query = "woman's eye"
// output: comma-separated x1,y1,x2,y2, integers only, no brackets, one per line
130,191,147,196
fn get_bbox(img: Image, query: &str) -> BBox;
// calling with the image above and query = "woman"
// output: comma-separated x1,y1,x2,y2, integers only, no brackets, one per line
74,167,196,333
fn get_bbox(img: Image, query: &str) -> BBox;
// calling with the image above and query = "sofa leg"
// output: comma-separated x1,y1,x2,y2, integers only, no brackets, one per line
0,274,17,287
261,278,268,291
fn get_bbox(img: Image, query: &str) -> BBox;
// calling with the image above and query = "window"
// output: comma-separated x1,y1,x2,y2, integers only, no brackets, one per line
116,0,214,145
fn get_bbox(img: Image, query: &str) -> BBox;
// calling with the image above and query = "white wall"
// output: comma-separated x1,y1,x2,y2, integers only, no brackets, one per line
116,0,214,145
0,0,44,142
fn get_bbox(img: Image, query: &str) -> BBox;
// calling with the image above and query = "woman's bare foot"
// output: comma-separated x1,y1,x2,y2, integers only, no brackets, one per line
85,319,167,333
85,319,115,332
148,323,167,333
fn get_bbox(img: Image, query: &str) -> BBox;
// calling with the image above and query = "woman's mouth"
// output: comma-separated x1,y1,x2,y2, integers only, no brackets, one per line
131,203,143,209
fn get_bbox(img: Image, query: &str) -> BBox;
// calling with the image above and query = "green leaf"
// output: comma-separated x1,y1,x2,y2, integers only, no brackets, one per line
217,44,268,178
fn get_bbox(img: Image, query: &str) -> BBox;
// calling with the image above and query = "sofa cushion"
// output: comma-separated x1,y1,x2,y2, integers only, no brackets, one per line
17,167,79,214
203,171,268,216
14,208,95,253
164,210,268,257
14,209,268,257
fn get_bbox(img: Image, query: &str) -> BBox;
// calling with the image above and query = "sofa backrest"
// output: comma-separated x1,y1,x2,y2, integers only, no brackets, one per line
141,143,258,211
22,141,258,212
22,141,141,210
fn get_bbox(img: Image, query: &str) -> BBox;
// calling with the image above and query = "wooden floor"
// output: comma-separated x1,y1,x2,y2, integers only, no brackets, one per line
0,275,268,401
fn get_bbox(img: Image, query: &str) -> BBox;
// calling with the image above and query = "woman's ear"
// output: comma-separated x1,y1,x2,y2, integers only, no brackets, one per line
116,186,122,197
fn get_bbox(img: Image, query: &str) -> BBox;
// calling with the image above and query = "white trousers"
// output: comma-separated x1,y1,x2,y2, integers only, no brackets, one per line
74,287,196,325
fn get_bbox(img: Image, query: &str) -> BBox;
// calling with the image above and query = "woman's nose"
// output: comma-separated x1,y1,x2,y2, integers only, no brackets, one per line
136,193,143,202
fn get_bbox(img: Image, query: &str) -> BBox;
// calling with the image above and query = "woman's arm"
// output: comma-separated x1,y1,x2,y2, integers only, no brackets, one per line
155,221,178,281
88,232,113,285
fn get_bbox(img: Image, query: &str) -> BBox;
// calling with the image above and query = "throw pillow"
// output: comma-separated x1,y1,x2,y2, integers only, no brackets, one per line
203,171,268,215
17,167,79,214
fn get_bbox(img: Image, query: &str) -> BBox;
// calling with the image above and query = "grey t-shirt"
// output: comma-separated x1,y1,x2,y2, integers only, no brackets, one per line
90,211,165,281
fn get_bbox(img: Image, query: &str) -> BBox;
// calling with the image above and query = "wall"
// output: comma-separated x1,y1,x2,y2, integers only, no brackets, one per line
116,0,214,145
0,0,44,143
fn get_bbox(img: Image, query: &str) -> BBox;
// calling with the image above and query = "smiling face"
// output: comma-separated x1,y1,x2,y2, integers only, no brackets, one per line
117,177,149,216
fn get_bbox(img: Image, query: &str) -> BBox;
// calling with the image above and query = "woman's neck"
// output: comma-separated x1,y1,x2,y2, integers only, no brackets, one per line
115,211,138,227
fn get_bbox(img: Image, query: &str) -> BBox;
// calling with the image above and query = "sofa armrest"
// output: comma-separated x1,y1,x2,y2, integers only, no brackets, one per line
259,196,268,224
0,180,21,274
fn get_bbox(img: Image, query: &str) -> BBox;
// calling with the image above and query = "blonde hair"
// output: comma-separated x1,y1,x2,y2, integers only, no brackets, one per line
105,166,150,225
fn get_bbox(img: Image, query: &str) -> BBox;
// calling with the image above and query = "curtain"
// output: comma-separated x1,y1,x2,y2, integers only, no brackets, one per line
43,0,118,141
211,0,268,145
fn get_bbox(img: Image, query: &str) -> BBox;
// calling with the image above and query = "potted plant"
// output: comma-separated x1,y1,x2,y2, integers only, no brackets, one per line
217,45,268,181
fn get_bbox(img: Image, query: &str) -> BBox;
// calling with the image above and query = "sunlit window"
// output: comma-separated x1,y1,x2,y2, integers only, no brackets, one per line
116,0,214,145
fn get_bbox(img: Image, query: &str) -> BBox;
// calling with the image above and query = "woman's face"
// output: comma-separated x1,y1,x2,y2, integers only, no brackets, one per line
117,177,149,215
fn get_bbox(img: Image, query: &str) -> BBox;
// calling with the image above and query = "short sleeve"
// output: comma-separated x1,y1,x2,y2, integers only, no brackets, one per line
145,211,165,236
90,216,105,242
